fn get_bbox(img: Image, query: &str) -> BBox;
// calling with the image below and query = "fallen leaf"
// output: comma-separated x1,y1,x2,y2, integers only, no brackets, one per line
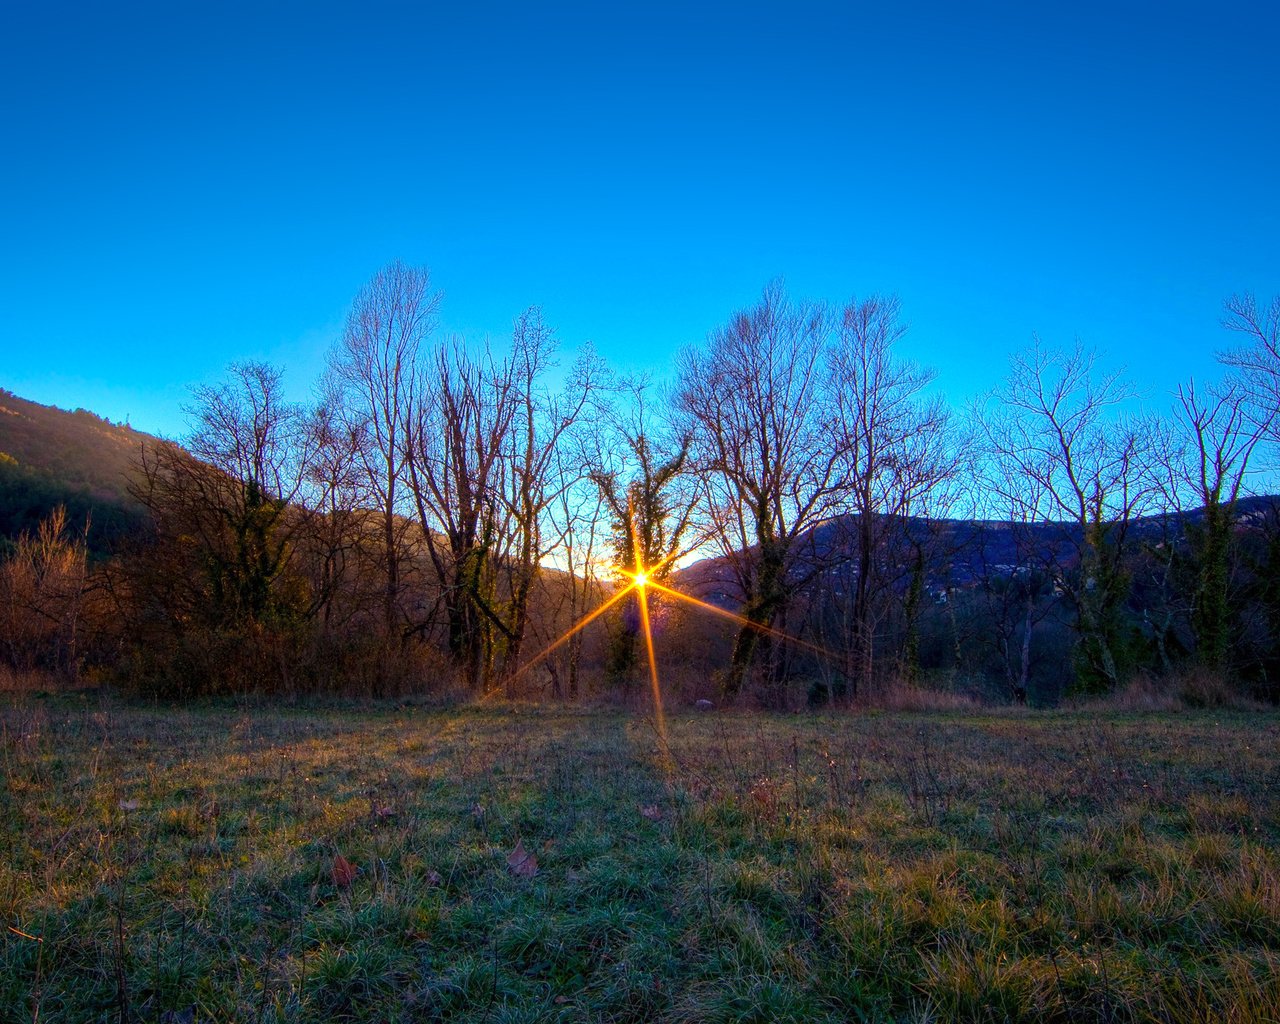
554,995,571,1005
118,799,142,812
405,929,431,942
507,839,538,879
331,853,357,888
640,803,663,821
426,869,442,886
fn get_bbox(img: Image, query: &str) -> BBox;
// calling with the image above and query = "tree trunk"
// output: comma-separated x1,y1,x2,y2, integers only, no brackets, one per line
722,544,785,701
1191,502,1232,670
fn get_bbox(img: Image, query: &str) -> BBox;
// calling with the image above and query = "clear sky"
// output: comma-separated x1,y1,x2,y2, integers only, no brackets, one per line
2,1,1277,438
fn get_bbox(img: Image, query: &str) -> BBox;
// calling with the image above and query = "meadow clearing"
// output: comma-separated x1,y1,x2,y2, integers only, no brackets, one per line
0,695,1277,1023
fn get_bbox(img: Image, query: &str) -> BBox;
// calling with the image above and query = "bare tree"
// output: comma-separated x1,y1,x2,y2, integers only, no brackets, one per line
1222,292,1280,432
0,506,88,678
676,283,847,702
405,337,516,689
978,340,1160,693
1166,376,1273,668
590,379,696,683
825,295,959,697
403,313,597,693
187,361,308,502
494,311,600,690
120,363,315,692
182,361,311,627
540,441,608,699
327,261,439,644
297,400,373,630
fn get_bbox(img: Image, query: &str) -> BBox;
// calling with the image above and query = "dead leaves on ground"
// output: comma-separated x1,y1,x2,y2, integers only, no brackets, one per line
507,838,538,879
331,853,358,888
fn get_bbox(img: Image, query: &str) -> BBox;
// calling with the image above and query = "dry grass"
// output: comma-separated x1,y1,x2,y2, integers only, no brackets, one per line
0,666,63,693
0,693,1277,1022
862,679,986,712
1075,670,1268,714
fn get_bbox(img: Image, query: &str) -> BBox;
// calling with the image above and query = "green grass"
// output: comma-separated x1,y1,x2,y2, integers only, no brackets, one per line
1,695,1278,1023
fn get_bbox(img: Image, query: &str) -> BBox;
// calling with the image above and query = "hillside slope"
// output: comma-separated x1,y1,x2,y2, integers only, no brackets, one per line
0,389,152,555
674,496,1280,606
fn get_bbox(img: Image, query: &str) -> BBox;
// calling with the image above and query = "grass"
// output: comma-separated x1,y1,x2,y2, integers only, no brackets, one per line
1,694,1278,1023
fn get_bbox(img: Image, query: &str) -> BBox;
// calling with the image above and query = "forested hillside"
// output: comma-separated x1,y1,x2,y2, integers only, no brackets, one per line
0,390,149,557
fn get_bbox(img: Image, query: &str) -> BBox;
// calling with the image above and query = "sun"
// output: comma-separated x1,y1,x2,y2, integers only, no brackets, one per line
502,534,833,764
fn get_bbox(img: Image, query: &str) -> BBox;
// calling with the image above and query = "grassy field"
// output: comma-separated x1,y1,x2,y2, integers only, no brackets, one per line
0,695,1277,1023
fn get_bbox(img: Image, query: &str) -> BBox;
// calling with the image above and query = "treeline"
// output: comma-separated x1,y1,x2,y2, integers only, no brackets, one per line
3,266,1279,706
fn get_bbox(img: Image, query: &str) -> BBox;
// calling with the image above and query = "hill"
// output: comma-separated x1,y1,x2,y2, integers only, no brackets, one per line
0,389,153,556
674,495,1280,606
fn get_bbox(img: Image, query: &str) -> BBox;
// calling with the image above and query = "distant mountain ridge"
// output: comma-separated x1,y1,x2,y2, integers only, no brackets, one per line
0,389,153,555
674,496,1280,607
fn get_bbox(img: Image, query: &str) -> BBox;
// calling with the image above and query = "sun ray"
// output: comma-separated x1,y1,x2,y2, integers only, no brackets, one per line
634,570,670,762
501,584,636,694
627,504,671,763
488,525,845,722
646,579,838,663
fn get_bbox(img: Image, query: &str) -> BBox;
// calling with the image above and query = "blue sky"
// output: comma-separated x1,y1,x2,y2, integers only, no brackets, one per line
2,1,1277,438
